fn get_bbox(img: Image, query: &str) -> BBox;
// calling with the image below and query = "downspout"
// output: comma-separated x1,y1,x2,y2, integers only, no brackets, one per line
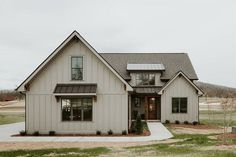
20,92,26,132
198,96,200,123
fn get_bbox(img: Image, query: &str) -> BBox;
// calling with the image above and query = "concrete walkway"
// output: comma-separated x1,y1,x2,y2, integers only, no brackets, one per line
0,122,173,142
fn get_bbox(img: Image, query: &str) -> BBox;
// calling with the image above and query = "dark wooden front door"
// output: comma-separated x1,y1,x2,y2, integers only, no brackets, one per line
148,97,157,120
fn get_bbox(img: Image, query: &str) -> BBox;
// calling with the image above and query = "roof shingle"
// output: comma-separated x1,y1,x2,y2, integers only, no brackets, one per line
100,53,198,80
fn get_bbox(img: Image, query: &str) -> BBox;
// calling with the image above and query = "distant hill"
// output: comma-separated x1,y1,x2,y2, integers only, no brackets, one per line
1,81,236,100
195,81,236,98
0,90,24,101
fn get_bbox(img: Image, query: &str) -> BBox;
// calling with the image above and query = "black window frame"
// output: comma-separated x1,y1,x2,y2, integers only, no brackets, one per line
61,97,93,122
71,56,83,80
135,73,155,86
172,97,188,114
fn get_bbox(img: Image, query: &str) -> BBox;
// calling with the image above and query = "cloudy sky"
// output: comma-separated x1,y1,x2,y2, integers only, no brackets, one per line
0,0,236,89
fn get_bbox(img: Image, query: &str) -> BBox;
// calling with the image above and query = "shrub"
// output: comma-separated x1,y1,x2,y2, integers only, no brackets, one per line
96,130,102,135
130,122,136,133
175,120,180,124
19,130,26,136
33,131,39,136
165,120,170,124
184,121,189,125
132,110,138,119
136,114,143,134
107,130,113,135
193,121,198,125
49,131,55,136
122,130,127,135
141,114,145,120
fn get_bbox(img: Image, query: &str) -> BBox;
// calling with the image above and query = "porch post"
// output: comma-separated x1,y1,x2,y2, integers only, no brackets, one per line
128,95,132,128
145,96,148,120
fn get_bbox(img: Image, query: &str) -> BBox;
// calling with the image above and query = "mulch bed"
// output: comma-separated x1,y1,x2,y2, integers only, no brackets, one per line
217,133,236,139
167,124,220,129
12,130,150,137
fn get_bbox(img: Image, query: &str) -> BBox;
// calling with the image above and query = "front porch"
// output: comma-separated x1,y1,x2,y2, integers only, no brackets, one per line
130,95,161,121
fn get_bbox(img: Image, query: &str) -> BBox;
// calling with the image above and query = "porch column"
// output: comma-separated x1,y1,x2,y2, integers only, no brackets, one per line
144,96,148,120
128,95,132,128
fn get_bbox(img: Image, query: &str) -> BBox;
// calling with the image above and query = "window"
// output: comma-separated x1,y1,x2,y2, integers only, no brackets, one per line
71,56,83,80
172,97,187,113
136,73,155,86
61,98,92,121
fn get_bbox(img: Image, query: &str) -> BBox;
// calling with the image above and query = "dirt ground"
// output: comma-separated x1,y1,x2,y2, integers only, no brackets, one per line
0,139,182,151
169,124,231,135
0,100,25,112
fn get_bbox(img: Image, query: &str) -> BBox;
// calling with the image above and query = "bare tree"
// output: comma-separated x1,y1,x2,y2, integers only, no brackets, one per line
220,95,236,144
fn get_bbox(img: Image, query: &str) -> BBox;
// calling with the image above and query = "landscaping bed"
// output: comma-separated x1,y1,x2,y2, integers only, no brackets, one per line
14,119,150,137
217,133,236,140
13,133,150,137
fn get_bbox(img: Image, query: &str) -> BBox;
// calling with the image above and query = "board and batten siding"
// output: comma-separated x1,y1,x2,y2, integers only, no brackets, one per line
26,39,128,134
161,76,199,123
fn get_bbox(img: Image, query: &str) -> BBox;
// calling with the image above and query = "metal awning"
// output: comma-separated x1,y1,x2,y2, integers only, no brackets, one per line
53,83,97,96
127,63,165,71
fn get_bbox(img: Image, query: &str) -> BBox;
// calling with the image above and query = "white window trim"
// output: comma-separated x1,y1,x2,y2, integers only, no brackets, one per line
70,55,85,81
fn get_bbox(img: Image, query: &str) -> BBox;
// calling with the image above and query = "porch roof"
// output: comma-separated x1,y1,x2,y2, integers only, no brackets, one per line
133,87,162,94
53,83,97,96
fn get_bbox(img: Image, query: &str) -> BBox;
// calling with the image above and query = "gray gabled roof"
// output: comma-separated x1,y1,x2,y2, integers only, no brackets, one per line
100,53,198,80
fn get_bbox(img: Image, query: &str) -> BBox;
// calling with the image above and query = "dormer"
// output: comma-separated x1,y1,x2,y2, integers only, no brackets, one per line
127,63,166,87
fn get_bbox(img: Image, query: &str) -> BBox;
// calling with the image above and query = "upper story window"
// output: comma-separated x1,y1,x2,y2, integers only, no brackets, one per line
136,73,155,86
71,56,83,80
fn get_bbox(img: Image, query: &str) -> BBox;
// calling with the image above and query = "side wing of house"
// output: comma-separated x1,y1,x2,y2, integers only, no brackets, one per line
21,33,130,134
159,72,203,123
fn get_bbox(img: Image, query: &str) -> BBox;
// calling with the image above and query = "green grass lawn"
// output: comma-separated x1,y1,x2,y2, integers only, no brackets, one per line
200,110,236,126
0,112,25,125
126,133,236,157
0,147,110,157
0,110,235,156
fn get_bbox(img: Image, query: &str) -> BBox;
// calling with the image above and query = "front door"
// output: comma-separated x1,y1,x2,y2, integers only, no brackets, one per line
148,97,157,120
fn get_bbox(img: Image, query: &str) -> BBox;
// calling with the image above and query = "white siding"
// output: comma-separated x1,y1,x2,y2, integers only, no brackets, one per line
161,76,199,123
26,39,128,134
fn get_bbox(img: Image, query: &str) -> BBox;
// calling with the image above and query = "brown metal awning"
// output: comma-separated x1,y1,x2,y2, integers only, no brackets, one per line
53,83,97,96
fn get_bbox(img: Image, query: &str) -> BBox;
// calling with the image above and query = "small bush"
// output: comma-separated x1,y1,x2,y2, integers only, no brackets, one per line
19,130,26,136
33,131,39,136
122,130,127,135
193,121,198,125
107,130,113,135
96,130,102,135
184,121,189,125
132,110,138,119
175,120,180,124
130,122,136,133
141,114,145,120
136,114,143,134
165,120,170,124
49,131,55,136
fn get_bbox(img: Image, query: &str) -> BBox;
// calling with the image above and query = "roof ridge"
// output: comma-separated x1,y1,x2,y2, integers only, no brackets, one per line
100,52,187,54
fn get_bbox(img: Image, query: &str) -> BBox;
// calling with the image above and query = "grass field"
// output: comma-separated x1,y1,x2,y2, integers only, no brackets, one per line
200,110,236,126
0,112,24,125
0,147,110,157
0,101,235,157
0,134,235,157
126,134,236,157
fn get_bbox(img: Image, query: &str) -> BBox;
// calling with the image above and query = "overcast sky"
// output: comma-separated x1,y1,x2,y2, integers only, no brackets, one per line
0,0,236,89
